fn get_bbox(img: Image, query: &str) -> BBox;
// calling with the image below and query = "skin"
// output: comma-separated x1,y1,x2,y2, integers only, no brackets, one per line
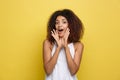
43,16,84,76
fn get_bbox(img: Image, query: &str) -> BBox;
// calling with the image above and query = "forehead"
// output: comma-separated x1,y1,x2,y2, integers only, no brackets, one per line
56,16,67,21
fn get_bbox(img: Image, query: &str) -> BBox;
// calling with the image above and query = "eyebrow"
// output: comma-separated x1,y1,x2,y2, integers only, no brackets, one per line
56,19,67,21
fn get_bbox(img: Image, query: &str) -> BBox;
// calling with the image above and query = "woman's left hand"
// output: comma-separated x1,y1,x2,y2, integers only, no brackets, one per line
63,28,70,47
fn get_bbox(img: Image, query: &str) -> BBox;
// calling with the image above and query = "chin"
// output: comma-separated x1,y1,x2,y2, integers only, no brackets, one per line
59,35,64,38
58,33,64,38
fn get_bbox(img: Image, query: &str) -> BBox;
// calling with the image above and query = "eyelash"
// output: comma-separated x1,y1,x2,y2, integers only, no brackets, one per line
55,21,67,24
63,21,67,23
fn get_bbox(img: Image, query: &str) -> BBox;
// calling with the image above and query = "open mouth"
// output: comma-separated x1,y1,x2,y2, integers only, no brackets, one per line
58,29,64,32
58,29,64,34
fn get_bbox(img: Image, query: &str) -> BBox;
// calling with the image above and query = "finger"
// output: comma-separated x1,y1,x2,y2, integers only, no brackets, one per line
65,28,68,33
68,28,70,32
51,31,54,35
64,28,70,38
51,31,55,37
56,29,58,34
67,28,70,32
53,29,56,34
65,28,69,34
67,28,70,33
67,28,70,34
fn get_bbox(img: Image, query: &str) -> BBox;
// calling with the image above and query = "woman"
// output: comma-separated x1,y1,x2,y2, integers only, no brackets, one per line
43,9,84,80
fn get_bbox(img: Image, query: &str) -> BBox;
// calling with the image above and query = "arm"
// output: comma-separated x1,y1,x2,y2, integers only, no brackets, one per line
43,40,61,75
43,29,63,75
64,42,84,75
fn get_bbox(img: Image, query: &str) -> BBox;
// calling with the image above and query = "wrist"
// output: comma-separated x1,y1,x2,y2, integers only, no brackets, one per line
57,45,62,50
64,44,68,49
64,42,68,47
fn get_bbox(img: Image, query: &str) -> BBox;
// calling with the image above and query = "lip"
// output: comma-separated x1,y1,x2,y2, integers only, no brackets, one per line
58,29,64,34
58,31,63,34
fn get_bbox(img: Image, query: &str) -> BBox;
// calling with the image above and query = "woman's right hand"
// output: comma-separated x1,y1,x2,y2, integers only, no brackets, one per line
51,29,62,48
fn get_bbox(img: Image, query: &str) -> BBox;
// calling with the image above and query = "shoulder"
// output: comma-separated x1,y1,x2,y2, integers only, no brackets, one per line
43,39,52,46
43,39,50,45
73,41,84,51
43,39,53,50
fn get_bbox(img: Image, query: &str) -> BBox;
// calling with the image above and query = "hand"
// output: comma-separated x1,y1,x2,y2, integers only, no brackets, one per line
63,28,70,47
51,29,63,48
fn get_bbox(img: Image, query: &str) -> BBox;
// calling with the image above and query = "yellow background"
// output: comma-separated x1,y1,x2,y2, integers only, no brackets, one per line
0,0,120,80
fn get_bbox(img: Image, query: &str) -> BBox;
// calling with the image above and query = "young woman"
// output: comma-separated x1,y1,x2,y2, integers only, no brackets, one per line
43,9,84,80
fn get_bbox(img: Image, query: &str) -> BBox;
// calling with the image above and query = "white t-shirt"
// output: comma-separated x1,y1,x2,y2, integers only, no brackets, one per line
45,43,77,80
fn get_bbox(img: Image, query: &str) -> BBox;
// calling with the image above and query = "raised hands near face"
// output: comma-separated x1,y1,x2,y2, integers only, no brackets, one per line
51,29,62,48
63,28,70,43
51,28,70,48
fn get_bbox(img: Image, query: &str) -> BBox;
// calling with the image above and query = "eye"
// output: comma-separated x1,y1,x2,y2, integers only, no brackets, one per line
55,21,59,25
63,21,66,23
63,21,67,24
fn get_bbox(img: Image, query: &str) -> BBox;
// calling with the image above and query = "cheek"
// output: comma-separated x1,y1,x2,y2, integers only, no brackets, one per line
65,24,68,29
55,25,58,30
64,27,68,32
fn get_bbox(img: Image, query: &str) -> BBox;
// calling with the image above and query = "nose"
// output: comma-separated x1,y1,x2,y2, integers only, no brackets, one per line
58,22,62,27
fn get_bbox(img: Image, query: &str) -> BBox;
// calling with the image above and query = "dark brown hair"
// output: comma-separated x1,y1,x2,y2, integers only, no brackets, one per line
47,9,84,44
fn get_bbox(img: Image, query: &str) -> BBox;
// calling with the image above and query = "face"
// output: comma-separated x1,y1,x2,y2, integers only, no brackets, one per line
55,16,69,38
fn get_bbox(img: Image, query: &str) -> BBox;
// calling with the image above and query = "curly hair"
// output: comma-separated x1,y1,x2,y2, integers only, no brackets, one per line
47,9,84,44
